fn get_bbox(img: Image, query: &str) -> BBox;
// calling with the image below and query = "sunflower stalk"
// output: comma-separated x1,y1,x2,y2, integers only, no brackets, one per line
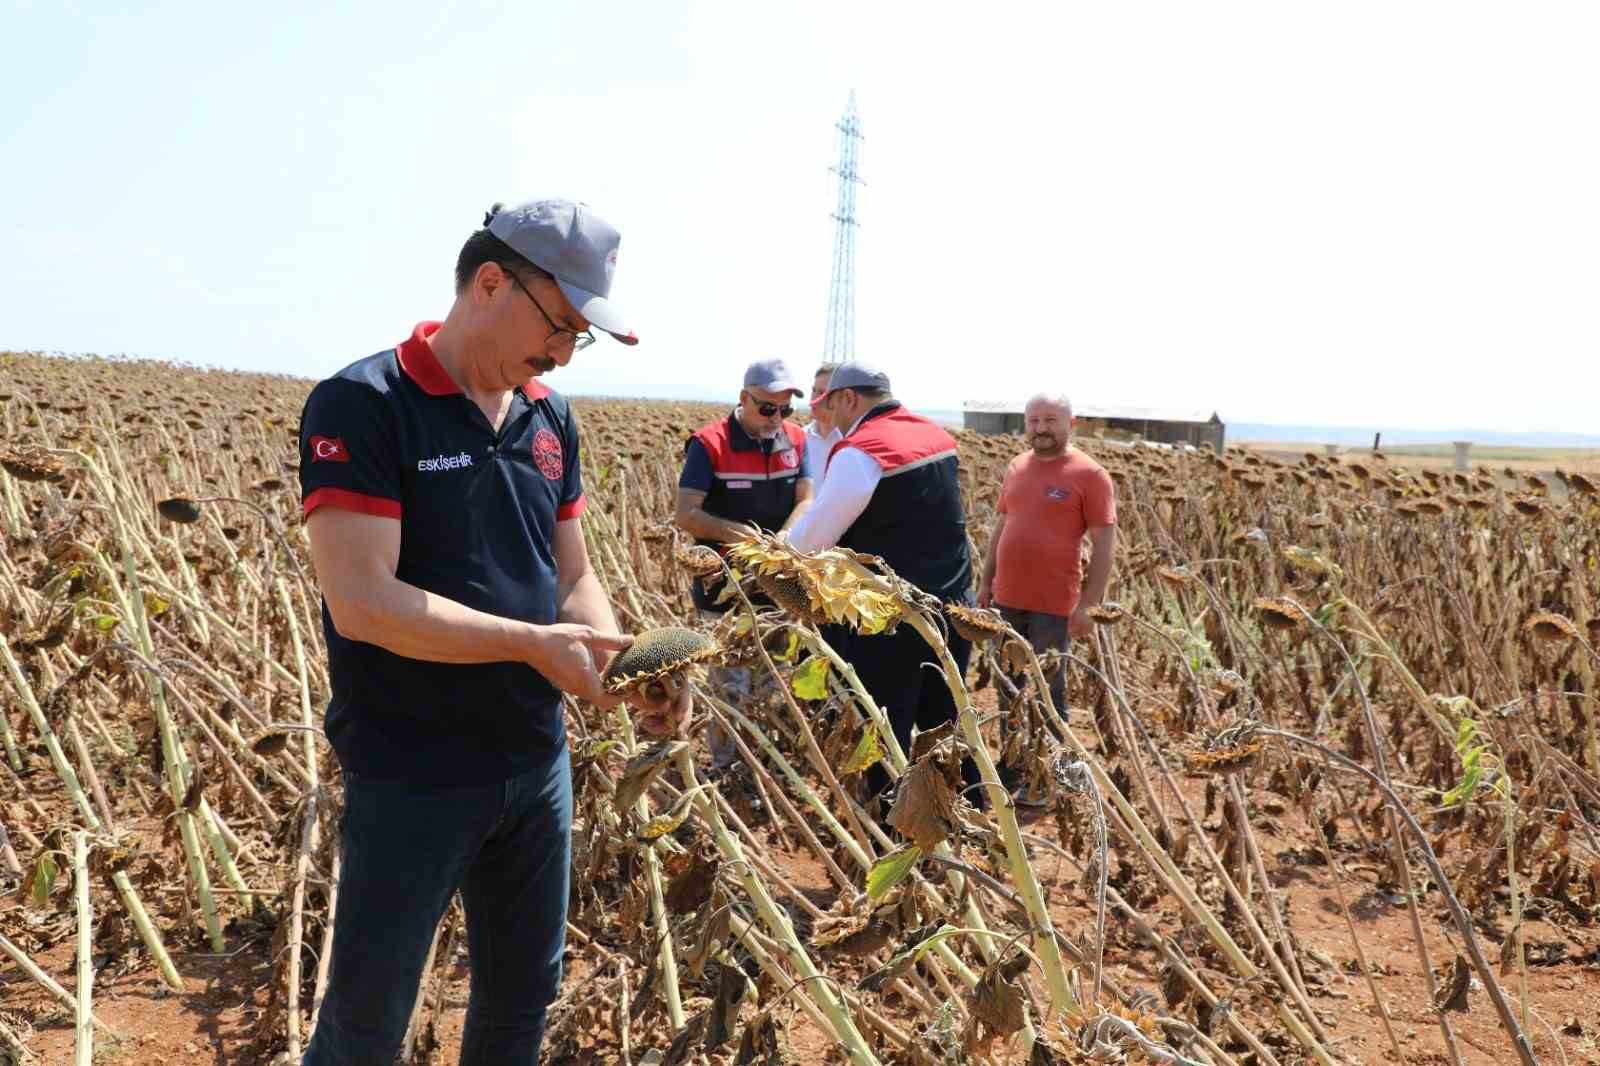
1257,725,1537,1066
671,744,883,1066
1289,595,1468,1066
897,606,1078,1016
73,829,93,1066
700,694,857,892
1014,640,1336,1064
617,709,685,1031
725,571,879,862
0,634,182,988
88,451,225,950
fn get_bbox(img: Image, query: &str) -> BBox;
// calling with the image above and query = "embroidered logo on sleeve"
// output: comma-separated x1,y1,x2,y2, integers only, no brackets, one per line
310,436,350,463
533,427,564,480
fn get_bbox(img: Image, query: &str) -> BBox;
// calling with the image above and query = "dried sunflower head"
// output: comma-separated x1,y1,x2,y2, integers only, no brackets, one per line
729,535,905,634
1183,717,1265,776
1087,602,1127,626
1253,595,1305,632
1211,668,1246,694
602,627,719,696
674,543,723,577
945,603,1006,644
0,448,66,483
754,569,828,626
1523,611,1580,644
156,496,203,524
1155,564,1192,588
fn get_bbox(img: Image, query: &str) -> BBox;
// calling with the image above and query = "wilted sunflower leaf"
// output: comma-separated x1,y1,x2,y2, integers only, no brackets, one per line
1436,955,1471,1012
886,756,961,851
790,656,830,701
858,922,962,986
866,844,922,900
29,851,58,908
637,784,708,841
615,739,689,813
840,724,882,776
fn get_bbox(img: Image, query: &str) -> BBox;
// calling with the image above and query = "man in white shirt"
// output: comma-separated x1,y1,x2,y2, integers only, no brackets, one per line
801,364,843,489
785,363,975,807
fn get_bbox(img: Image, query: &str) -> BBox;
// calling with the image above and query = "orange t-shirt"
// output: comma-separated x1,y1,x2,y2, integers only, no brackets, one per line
992,448,1116,618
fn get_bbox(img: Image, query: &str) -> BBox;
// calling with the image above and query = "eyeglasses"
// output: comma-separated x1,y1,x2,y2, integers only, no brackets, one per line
754,401,794,418
504,268,596,352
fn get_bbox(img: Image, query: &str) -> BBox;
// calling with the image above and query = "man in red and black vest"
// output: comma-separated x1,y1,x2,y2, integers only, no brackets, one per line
784,362,977,805
676,358,812,595
676,358,812,765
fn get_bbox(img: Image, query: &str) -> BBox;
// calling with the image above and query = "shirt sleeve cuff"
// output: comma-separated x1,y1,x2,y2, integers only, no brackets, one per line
302,487,402,520
557,494,588,521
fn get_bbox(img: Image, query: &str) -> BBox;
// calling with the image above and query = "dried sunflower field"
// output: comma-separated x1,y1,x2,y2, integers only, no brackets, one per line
2,349,1599,1066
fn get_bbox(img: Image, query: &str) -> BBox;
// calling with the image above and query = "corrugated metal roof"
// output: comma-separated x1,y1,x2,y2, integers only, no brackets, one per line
962,399,1222,424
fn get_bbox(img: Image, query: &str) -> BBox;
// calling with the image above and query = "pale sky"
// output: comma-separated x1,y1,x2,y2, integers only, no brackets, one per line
3,1,1596,434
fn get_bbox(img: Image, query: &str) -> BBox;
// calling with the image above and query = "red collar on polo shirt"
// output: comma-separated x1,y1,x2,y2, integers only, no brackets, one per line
396,322,552,402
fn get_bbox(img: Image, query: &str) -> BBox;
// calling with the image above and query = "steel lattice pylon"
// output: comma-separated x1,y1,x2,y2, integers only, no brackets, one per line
822,92,864,366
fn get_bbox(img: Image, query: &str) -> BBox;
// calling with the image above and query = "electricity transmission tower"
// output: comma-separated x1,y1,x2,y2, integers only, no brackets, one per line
821,92,863,366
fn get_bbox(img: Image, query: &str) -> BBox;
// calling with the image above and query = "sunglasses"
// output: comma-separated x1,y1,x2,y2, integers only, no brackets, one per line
752,400,794,418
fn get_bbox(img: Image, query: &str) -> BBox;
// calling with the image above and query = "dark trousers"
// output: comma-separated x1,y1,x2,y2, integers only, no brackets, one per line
303,748,573,1066
845,620,977,804
996,605,1070,713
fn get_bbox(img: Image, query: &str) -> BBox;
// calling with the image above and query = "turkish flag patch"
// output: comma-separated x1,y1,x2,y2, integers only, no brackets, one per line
310,436,350,463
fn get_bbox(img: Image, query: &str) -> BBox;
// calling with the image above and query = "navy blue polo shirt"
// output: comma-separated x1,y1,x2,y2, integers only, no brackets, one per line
297,321,586,784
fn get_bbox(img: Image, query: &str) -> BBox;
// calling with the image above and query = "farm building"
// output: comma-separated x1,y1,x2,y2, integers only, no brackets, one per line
963,400,1226,452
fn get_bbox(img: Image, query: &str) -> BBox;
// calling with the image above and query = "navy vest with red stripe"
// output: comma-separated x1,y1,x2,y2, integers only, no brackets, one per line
831,402,972,602
688,413,806,610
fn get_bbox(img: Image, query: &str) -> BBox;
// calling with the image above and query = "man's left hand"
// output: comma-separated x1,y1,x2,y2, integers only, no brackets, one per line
1068,605,1094,639
630,673,694,738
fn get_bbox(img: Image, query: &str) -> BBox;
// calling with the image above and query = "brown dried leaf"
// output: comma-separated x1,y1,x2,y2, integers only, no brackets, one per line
1436,955,1471,1012
664,850,718,914
614,739,688,814
705,961,748,1048
886,754,961,852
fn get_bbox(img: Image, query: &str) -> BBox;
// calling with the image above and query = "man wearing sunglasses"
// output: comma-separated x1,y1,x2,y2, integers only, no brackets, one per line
676,359,812,766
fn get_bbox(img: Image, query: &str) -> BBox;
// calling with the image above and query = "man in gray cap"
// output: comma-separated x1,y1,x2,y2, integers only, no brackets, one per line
299,198,671,1065
676,358,813,766
786,362,977,805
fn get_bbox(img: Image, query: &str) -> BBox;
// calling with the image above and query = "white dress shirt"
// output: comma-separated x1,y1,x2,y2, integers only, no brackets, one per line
785,413,878,553
801,423,843,486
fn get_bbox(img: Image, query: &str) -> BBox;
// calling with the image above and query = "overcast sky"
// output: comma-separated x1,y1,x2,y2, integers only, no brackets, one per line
3,1,1596,434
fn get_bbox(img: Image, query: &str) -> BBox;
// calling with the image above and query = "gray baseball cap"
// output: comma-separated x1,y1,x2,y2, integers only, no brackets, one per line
820,361,891,396
486,199,638,345
743,358,802,396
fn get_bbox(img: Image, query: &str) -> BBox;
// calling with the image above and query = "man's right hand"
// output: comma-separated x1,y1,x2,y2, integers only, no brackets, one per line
976,580,993,609
527,624,633,707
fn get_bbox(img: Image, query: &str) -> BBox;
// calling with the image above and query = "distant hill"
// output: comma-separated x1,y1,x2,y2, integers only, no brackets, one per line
1227,423,1600,449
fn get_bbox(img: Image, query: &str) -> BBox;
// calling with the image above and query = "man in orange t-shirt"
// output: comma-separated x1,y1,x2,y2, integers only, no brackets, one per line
977,392,1118,717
